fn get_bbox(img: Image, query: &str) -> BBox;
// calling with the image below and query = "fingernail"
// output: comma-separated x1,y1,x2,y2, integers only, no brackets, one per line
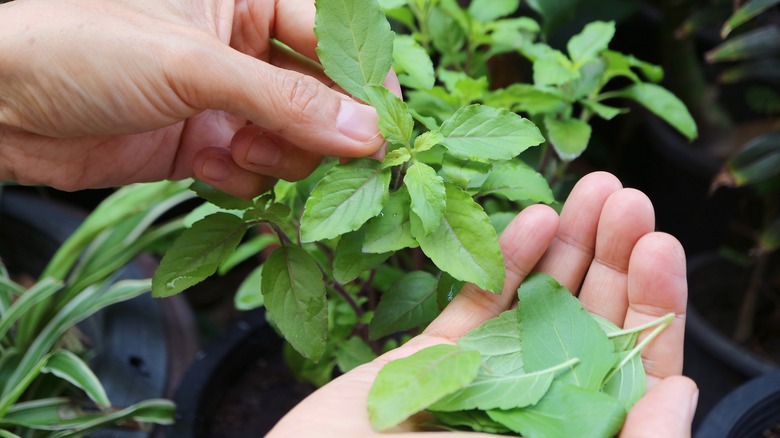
337,100,380,142
202,157,230,182
247,137,281,167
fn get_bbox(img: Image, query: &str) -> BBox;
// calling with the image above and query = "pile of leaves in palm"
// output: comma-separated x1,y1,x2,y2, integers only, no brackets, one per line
367,273,673,437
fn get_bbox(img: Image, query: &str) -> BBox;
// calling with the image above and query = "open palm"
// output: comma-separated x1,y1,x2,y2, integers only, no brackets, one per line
269,172,697,438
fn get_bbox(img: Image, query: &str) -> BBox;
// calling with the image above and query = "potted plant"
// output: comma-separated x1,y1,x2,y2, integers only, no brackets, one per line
0,180,199,437
146,0,697,435
695,370,780,438
620,0,780,428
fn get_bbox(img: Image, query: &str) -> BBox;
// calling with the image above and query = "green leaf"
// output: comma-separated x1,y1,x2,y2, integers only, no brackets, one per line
42,351,110,408
260,246,328,362
363,187,418,253
364,85,414,146
582,99,627,120
707,25,780,63
533,50,579,87
218,233,276,275
457,310,523,375
6,280,150,406
412,184,505,294
724,131,780,186
262,246,328,361
722,0,780,37
602,351,646,410
567,21,615,66
333,229,391,284
436,272,465,310
44,180,191,280
468,0,519,22
484,84,568,115
404,162,446,236
336,336,378,373
617,83,698,142
473,161,554,203
430,358,578,412
430,410,512,434
382,148,412,168
1,398,174,432
761,217,780,252
413,131,444,153
0,278,62,342
234,265,264,311
544,117,593,161
393,35,435,90
438,105,545,161
183,202,242,228
315,0,394,102
487,381,626,438
152,213,247,298
369,271,439,340
368,344,481,431
518,273,616,391
300,158,391,242
440,155,493,189
189,180,254,210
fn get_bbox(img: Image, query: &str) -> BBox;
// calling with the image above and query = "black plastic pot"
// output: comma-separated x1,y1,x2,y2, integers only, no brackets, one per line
683,253,779,431
0,189,198,438
695,371,780,438
168,311,315,438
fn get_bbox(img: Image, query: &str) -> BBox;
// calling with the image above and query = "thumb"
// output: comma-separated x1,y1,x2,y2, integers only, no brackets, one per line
621,376,699,438
180,45,384,158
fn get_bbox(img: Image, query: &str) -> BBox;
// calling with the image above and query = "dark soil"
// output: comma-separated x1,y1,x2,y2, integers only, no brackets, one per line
206,351,316,437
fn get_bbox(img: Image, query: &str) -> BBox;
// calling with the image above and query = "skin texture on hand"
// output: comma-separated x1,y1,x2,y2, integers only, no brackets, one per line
268,172,699,438
0,0,399,197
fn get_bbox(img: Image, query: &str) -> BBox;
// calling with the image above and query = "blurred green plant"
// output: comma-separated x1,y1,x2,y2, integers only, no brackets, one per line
0,181,191,436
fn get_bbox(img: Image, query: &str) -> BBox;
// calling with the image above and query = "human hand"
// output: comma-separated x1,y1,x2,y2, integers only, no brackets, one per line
268,172,698,437
0,0,398,197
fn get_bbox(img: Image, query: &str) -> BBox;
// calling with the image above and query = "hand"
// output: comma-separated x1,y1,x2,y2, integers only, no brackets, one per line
268,172,698,437
0,0,398,197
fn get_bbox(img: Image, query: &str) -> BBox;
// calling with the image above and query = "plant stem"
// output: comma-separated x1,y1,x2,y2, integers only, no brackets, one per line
330,281,363,319
733,251,768,343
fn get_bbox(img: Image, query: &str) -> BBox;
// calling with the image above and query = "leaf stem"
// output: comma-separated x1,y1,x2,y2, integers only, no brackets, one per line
602,312,675,384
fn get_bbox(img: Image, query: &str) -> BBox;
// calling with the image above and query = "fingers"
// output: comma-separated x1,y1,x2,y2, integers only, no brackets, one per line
535,171,623,293
578,189,656,325
192,147,276,199
423,204,559,340
624,232,688,383
621,376,698,438
187,48,385,158
229,124,323,181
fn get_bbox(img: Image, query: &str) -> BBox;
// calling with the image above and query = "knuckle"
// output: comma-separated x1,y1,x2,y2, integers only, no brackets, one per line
279,74,323,126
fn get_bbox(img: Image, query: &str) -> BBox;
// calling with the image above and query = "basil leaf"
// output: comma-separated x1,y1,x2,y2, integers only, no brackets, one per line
458,310,523,375
333,229,391,284
544,117,593,161
438,105,545,161
364,85,414,146
617,83,698,142
473,160,554,204
487,381,626,438
301,158,391,242
363,187,419,253
393,35,435,90
518,273,616,391
262,246,328,361
368,344,481,431
404,161,446,236
567,21,616,66
412,184,505,294
369,271,439,340
152,213,247,297
315,0,394,101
